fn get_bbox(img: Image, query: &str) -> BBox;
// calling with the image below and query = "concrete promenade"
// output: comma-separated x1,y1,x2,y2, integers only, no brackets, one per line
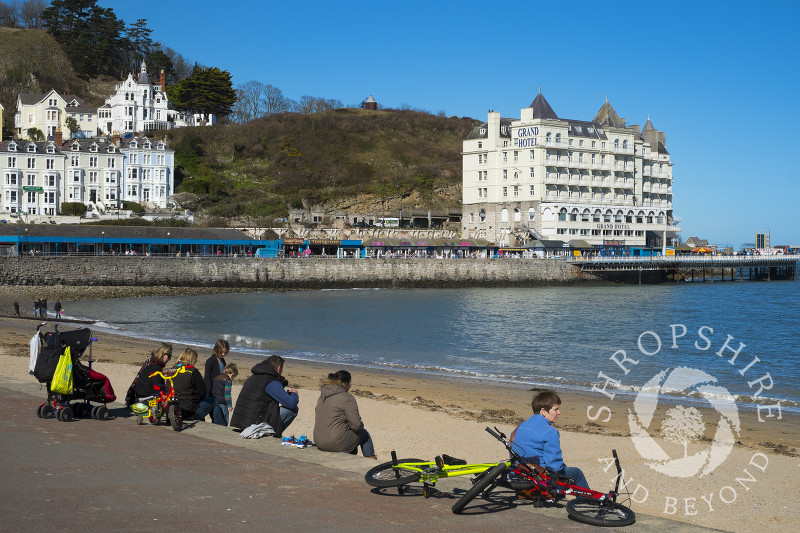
0,374,722,533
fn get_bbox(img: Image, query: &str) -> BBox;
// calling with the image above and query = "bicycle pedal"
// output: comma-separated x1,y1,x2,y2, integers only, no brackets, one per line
435,456,444,469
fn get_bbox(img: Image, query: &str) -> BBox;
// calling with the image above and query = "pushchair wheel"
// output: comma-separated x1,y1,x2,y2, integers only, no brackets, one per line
59,406,74,422
94,405,109,420
90,405,99,419
40,404,56,419
36,404,44,418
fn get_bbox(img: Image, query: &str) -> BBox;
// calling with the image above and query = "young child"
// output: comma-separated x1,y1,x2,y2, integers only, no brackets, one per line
212,363,238,426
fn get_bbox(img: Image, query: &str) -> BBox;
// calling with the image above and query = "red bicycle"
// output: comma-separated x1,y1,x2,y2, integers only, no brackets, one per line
452,427,635,527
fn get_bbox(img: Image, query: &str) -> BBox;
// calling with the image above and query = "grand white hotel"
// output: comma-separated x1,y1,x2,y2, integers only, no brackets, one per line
462,92,679,248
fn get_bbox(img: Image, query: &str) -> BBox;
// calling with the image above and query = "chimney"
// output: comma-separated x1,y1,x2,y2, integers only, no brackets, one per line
54,129,63,146
160,69,166,93
112,133,120,147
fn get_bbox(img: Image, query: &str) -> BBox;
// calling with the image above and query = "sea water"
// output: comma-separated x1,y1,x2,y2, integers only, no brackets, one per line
63,282,800,410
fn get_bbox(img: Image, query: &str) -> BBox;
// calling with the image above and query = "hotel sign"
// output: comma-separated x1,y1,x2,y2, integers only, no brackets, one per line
514,126,539,148
22,186,43,192
597,224,631,230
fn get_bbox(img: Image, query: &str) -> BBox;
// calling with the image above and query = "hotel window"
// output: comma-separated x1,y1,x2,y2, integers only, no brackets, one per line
530,168,534,179
46,158,54,170
27,191,37,203
503,152,508,163
71,155,79,166
89,171,98,184
478,188,483,198
503,170,508,180
89,156,97,167
579,140,584,147
503,187,508,197
602,142,606,149
478,142,482,148
478,154,483,164
27,157,35,168
7,157,16,167
108,157,116,168
528,208,535,221
45,175,55,187
591,154,596,165
529,185,534,196
513,171,518,180
529,150,534,161
27,174,35,186
513,151,518,162
555,133,561,144
45,192,55,204
513,186,519,197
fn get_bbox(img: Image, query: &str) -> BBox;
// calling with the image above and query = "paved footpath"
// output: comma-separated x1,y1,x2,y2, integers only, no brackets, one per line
0,376,723,533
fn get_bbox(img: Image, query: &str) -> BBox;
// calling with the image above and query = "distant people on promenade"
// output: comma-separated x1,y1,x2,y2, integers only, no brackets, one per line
13,301,19,316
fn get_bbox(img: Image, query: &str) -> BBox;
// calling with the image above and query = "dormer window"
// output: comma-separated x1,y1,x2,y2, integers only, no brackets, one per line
90,144,98,152
107,145,115,153
156,141,165,150
46,144,56,154
72,142,80,151
27,144,36,153
130,141,138,148
143,141,151,149
8,141,17,151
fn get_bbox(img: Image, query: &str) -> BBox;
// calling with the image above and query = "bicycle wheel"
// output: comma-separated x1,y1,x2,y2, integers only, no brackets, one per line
365,459,425,488
167,403,182,431
451,462,507,514
566,498,635,527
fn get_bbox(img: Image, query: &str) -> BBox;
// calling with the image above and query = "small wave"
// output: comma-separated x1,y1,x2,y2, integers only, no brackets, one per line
220,333,295,352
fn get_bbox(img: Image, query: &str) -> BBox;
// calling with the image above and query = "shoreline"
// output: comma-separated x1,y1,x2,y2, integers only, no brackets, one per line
2,285,800,531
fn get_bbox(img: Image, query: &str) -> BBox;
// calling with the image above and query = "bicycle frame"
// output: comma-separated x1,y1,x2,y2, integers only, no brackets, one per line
486,426,623,503
386,451,509,497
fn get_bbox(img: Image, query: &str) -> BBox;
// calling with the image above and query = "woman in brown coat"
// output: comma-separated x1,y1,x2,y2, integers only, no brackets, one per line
313,370,375,458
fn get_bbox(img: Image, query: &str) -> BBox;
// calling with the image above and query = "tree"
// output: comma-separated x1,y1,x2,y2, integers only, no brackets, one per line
64,117,79,138
167,65,236,119
42,0,129,78
230,80,266,123
660,406,706,458
162,46,192,83
294,95,343,115
144,49,174,84
18,0,46,28
26,127,44,141
126,18,153,71
0,1,19,27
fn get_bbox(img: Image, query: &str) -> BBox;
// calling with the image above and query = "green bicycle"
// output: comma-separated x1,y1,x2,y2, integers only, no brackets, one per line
364,451,531,498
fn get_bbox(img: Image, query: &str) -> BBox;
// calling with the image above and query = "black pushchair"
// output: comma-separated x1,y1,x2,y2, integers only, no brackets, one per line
32,323,116,421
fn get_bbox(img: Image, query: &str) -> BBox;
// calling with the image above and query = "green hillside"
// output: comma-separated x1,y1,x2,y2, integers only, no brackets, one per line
168,108,478,222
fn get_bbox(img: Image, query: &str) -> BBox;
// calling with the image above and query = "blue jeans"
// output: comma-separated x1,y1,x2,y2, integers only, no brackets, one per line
280,406,298,431
562,466,589,490
348,429,375,457
188,396,217,421
212,403,230,426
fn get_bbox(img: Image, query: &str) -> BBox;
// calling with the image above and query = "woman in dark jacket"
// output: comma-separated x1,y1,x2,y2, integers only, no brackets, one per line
313,370,375,458
125,343,172,405
171,348,211,419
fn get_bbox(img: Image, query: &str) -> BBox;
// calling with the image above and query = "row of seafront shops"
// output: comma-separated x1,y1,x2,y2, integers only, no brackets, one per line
0,225,679,259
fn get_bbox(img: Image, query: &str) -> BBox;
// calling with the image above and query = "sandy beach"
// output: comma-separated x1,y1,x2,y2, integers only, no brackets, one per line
1,285,798,532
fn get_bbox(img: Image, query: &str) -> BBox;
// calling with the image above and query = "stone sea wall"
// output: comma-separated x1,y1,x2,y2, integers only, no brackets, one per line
0,256,603,288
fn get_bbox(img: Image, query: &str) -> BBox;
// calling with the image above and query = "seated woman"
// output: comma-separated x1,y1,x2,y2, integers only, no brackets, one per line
313,370,375,459
513,389,589,489
171,348,215,420
125,343,172,405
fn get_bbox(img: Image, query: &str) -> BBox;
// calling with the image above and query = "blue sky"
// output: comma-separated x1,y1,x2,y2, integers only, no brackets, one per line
101,1,800,247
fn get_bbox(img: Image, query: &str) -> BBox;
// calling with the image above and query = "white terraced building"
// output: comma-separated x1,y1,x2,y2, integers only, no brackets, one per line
462,92,679,248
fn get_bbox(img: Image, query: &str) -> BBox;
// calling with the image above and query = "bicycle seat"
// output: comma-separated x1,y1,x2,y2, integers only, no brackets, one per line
441,454,467,466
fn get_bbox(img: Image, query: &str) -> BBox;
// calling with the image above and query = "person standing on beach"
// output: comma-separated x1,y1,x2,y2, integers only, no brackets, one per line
513,390,589,490
13,301,19,316
230,355,299,437
54,301,61,317
202,339,229,423
313,370,376,459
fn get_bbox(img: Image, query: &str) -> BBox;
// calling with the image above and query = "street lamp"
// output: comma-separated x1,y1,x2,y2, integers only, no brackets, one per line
101,231,105,255
167,232,171,256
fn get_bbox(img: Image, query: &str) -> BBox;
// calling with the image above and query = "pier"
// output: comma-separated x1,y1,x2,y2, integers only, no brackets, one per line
567,254,799,284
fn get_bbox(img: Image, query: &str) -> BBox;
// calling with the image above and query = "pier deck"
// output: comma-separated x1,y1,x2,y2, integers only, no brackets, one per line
567,254,798,283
